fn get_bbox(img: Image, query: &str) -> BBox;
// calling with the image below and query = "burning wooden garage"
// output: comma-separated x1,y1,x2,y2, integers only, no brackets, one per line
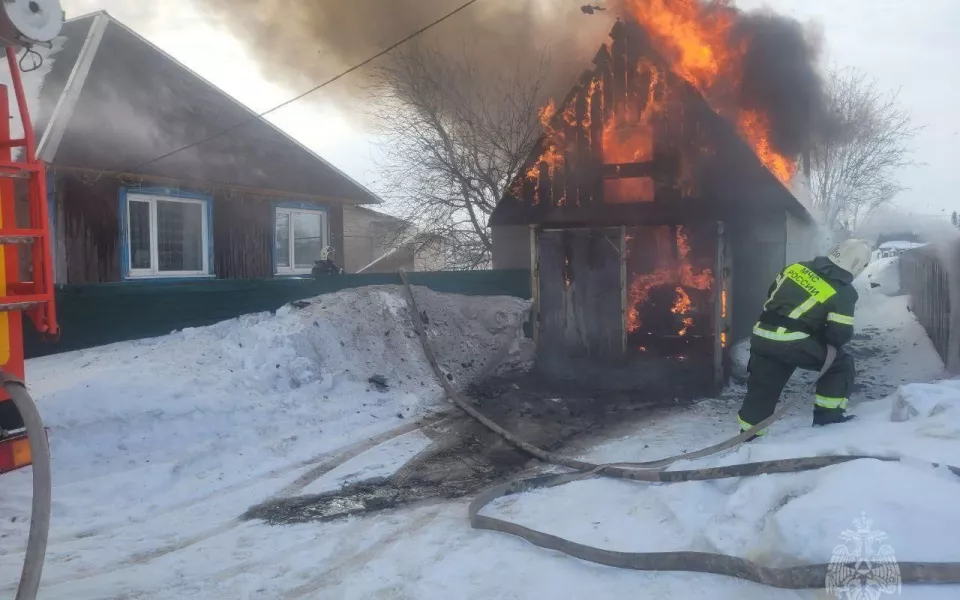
490,21,819,395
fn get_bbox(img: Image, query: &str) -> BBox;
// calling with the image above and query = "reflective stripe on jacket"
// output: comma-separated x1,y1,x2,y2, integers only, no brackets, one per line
754,256,858,347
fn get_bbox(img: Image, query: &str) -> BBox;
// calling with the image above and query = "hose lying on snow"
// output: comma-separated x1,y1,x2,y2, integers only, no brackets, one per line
398,270,960,589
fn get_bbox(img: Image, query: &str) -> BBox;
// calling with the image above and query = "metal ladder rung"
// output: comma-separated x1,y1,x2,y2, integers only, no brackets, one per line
0,301,41,312
0,294,49,312
0,229,44,244
0,161,40,179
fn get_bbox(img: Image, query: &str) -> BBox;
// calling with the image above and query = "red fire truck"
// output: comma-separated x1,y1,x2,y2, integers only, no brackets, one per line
0,1,63,598
0,0,60,473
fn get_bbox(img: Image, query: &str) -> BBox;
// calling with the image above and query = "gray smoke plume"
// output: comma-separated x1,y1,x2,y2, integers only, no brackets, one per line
194,0,613,116
733,9,836,156
196,0,834,154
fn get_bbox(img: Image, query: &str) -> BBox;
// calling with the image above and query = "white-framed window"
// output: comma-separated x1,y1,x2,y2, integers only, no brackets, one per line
126,193,210,278
275,206,328,275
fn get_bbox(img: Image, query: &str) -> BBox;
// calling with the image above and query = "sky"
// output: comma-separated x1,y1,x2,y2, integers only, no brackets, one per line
61,0,960,222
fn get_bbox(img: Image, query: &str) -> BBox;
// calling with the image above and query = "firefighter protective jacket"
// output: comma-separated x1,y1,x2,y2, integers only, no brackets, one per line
754,256,858,348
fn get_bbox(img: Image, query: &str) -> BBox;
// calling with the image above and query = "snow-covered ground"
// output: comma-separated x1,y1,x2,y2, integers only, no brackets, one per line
0,285,528,598
862,255,902,296
3,270,960,599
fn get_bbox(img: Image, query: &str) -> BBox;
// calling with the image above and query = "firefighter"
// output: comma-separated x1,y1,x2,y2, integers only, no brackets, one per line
737,238,873,436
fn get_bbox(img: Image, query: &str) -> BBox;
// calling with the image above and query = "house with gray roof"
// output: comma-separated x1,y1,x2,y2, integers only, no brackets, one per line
14,10,382,283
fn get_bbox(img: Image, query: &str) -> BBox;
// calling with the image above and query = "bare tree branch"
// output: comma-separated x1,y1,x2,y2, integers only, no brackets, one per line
810,68,921,232
366,39,549,269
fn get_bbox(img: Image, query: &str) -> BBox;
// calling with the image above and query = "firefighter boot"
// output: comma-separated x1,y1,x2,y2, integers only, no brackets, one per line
812,406,857,426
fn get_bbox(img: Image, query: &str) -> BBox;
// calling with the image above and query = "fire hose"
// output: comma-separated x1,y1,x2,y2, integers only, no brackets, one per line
2,374,52,600
397,270,960,589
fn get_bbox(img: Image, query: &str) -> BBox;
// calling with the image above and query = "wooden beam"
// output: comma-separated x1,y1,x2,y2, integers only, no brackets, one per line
602,152,681,180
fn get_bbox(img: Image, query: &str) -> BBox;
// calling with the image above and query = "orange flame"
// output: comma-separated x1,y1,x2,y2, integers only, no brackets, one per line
522,100,567,204
623,0,739,90
671,287,694,336
671,286,692,315
738,110,796,182
627,226,713,333
622,0,796,183
582,78,600,143
639,61,664,124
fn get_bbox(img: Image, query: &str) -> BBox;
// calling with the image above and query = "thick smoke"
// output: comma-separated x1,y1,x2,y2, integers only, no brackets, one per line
195,0,613,117
195,0,834,154
733,9,835,156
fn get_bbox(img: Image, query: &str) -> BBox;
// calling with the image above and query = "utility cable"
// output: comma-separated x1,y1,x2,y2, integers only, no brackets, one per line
130,0,481,172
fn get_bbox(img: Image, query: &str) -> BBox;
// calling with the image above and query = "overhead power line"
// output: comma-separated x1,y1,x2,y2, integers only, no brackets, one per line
131,0,481,172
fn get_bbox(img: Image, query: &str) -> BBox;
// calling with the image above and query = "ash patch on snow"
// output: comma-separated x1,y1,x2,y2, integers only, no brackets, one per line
847,327,887,360
243,372,686,525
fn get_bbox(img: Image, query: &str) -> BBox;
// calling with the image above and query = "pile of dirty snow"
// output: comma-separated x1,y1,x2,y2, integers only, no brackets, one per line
294,285,530,395
0,285,529,582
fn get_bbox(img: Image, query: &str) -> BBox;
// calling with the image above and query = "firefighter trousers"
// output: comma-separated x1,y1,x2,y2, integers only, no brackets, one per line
737,335,855,429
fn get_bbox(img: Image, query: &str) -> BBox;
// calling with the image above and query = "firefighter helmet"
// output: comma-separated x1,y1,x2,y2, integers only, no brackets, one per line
827,239,872,278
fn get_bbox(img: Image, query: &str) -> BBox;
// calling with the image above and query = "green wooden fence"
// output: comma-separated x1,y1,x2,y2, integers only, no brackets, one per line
24,270,532,358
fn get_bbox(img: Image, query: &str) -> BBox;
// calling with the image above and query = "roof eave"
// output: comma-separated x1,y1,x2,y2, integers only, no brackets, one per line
49,165,375,206
103,14,383,206
48,11,383,206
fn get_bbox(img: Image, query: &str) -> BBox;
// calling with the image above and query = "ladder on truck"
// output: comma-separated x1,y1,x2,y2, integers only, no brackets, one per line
0,45,58,475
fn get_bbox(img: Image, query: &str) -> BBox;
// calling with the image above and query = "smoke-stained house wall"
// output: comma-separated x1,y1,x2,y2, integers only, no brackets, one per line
20,11,381,284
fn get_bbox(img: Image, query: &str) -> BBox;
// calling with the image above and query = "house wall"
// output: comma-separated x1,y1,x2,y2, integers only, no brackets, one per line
785,211,823,265
729,214,788,343
53,175,123,284
211,191,272,279
50,172,346,284
342,206,403,273
491,226,532,270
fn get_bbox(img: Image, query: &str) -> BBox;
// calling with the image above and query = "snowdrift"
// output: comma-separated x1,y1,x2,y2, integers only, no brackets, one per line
1,286,528,534
861,255,902,296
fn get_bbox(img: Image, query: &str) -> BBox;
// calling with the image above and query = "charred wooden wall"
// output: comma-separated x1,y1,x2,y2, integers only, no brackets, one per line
210,193,343,279
537,229,623,360
55,175,123,284
211,192,272,279
508,21,703,225
491,20,806,231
